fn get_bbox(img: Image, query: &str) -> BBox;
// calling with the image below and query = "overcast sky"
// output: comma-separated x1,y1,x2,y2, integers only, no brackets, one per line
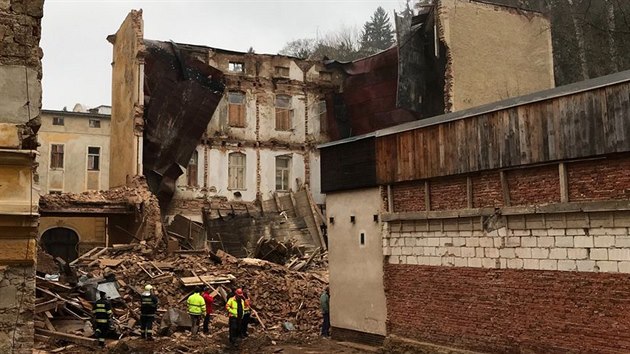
41,0,404,110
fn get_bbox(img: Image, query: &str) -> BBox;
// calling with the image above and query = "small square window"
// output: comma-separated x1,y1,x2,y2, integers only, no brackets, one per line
52,117,64,126
229,61,244,73
89,119,101,128
320,71,332,81
274,66,290,77
350,215,356,224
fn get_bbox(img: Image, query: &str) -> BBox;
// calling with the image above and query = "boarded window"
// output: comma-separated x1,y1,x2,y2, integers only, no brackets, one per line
50,144,64,169
228,92,246,127
89,119,101,128
87,146,100,171
275,66,290,77
318,100,327,134
228,61,244,73
187,150,199,187
228,153,246,190
52,117,64,126
275,156,291,191
275,95,292,131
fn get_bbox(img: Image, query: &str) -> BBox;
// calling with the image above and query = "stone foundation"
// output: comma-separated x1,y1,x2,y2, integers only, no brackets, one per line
0,265,35,354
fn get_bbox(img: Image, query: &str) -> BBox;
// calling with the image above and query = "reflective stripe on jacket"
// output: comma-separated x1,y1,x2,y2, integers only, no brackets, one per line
187,292,206,315
93,299,112,324
225,296,244,318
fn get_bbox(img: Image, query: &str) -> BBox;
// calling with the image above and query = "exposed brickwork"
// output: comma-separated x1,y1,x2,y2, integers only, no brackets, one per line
471,171,503,208
430,176,467,210
506,164,560,206
384,264,630,354
392,181,425,212
568,155,630,202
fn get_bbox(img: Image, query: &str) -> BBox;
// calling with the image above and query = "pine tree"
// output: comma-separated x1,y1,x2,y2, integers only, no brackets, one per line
360,6,394,55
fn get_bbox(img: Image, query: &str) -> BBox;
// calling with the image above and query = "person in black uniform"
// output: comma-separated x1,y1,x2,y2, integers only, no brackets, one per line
92,291,112,347
140,284,159,340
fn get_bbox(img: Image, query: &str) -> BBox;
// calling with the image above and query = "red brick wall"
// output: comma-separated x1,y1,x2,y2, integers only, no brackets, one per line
506,164,560,206
392,182,425,212
430,176,467,210
568,155,630,201
389,154,630,212
384,264,630,353
471,171,503,208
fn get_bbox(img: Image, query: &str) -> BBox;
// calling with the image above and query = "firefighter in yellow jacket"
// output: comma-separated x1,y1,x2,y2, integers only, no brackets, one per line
225,288,245,346
187,287,206,335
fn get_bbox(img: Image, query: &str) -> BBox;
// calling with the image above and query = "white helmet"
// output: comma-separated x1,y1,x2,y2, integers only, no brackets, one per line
145,284,153,291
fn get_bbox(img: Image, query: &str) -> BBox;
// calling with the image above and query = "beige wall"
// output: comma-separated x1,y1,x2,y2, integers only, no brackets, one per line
38,111,110,194
109,10,144,188
326,188,387,335
39,217,107,255
439,0,555,111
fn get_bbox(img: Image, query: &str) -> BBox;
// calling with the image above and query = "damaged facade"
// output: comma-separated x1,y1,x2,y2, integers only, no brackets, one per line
109,11,341,218
0,0,44,352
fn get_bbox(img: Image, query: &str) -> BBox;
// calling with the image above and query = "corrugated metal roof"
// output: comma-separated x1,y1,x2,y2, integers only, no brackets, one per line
319,69,630,148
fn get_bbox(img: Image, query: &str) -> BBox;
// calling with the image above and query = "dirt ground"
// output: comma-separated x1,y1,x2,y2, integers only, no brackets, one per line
37,330,374,354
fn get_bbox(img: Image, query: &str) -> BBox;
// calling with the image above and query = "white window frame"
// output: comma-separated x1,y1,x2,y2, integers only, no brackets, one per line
89,119,101,128
275,155,291,192
228,61,244,73
87,146,100,171
228,152,246,190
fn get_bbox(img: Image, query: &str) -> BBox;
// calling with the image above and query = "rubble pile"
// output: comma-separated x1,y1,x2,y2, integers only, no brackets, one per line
34,244,328,351
40,176,165,248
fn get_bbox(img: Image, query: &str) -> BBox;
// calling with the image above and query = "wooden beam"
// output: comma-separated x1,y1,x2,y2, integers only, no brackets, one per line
424,181,431,211
466,176,473,209
559,162,569,203
35,329,97,347
500,171,511,207
387,185,393,213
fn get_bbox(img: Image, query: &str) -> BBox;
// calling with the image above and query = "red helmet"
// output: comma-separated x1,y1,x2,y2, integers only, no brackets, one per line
235,288,244,296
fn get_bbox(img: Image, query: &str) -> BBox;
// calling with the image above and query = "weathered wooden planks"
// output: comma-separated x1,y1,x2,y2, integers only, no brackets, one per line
375,81,630,184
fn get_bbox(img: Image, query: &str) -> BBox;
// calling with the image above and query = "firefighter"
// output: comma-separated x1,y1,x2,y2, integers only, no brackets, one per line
92,291,112,347
140,284,158,340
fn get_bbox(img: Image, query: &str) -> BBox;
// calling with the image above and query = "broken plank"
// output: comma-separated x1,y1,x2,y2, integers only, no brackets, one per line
179,274,235,287
69,247,100,265
35,298,61,314
51,344,76,353
35,328,97,347
98,258,123,267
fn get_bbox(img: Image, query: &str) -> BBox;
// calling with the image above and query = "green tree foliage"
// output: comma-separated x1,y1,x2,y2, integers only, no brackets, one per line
359,6,395,55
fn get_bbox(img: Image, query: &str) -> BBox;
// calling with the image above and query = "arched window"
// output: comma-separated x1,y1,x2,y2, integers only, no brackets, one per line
41,227,79,261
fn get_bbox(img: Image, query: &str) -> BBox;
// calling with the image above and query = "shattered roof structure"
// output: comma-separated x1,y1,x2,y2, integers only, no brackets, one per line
142,40,226,206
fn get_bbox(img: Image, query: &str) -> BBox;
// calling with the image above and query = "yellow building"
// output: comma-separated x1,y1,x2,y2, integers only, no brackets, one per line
37,105,111,260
